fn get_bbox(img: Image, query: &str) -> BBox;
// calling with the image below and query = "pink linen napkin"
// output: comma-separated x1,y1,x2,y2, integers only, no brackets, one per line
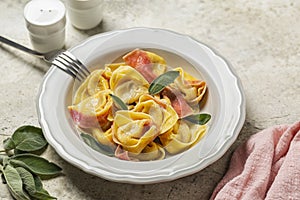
210,121,300,200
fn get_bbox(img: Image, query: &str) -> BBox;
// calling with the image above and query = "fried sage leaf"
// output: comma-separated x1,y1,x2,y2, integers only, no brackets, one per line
81,133,114,157
149,71,180,95
184,113,211,125
3,164,30,200
11,126,47,152
109,94,128,110
9,154,62,176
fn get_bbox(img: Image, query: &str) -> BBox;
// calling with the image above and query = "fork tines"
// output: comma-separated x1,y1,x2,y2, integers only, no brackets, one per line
52,51,90,81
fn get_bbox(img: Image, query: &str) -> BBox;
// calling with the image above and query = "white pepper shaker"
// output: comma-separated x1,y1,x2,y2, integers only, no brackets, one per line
24,0,66,53
66,0,103,30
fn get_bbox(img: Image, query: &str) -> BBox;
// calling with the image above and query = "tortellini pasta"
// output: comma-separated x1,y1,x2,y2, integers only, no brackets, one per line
72,69,111,104
174,67,207,106
69,49,209,161
110,66,149,104
112,110,158,154
69,89,113,130
133,94,178,134
159,120,207,154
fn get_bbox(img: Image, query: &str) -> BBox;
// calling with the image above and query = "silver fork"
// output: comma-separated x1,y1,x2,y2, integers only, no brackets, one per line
0,36,90,81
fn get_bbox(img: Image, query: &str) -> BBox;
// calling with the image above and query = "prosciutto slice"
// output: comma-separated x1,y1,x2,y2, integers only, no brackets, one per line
162,87,194,118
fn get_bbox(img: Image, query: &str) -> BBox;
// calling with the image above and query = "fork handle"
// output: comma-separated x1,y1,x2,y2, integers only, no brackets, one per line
0,36,43,57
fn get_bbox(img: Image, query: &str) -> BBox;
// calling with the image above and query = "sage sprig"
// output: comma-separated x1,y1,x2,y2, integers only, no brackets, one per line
0,125,62,200
149,71,180,95
184,113,211,125
109,94,128,110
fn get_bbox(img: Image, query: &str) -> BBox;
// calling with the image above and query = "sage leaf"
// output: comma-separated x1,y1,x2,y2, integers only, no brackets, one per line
16,167,36,194
9,154,62,176
14,149,27,155
3,138,15,151
29,191,56,200
30,190,57,200
12,126,47,152
109,94,128,110
28,174,55,198
81,133,114,157
16,167,56,200
32,174,43,191
184,113,211,125
3,164,30,200
149,71,180,95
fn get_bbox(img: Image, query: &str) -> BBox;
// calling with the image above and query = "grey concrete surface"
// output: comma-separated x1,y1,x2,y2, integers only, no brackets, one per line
0,0,299,199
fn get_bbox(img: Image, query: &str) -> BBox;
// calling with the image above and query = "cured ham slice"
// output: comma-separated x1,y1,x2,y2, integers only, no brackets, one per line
68,90,113,130
162,87,194,118
123,49,166,68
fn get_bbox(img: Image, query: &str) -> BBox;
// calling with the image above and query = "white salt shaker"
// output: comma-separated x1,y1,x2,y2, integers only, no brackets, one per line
24,0,66,53
66,0,103,30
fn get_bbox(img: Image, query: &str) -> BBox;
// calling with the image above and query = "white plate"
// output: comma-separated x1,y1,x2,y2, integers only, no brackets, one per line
37,27,245,184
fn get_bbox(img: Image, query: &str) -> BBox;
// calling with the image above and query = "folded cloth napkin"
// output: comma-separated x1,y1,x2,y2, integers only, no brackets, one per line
210,121,300,200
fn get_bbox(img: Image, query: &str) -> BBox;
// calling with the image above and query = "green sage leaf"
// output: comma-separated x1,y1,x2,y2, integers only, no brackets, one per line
32,174,43,191
149,71,180,95
16,167,56,200
16,167,36,194
3,164,30,200
81,133,114,157
184,113,211,125
14,149,27,155
3,138,15,151
9,154,62,176
12,126,47,152
27,174,54,198
109,94,128,110
31,190,57,200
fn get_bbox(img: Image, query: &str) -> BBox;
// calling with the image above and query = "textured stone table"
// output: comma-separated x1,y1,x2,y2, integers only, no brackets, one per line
0,0,299,199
